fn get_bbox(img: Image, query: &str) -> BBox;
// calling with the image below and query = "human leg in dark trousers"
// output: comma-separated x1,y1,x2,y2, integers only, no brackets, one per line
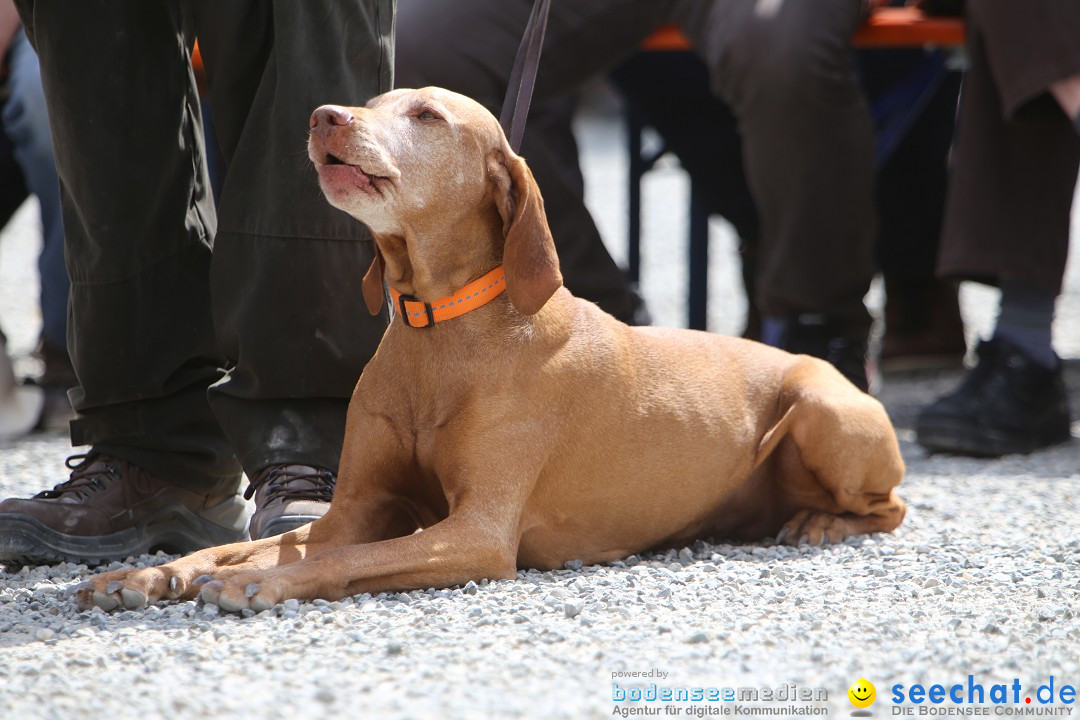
0,0,393,566
515,97,643,323
917,0,1080,457
609,50,760,336
1,27,76,422
673,0,877,390
195,0,393,538
610,45,963,353
860,48,966,371
394,0,677,324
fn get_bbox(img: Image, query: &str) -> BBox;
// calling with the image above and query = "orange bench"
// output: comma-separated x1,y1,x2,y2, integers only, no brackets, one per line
642,7,965,51
854,6,965,47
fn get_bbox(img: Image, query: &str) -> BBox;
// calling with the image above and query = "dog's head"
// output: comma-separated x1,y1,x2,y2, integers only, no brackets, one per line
308,87,562,317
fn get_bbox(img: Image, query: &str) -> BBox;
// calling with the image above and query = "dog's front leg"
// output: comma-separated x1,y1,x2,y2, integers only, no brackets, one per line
70,522,347,611
74,495,415,611
199,507,521,612
74,414,418,611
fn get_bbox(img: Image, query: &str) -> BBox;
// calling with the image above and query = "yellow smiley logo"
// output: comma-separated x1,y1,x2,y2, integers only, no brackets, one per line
848,679,876,708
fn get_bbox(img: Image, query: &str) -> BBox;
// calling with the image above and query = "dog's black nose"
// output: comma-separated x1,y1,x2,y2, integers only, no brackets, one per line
310,105,354,133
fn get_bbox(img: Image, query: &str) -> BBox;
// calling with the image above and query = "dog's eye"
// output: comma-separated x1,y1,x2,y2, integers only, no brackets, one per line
417,110,440,122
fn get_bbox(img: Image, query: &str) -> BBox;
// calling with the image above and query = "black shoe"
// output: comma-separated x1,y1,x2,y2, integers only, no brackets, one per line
916,336,1072,457
781,314,870,392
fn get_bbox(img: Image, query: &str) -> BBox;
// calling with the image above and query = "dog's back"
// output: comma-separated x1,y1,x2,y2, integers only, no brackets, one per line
506,289,901,568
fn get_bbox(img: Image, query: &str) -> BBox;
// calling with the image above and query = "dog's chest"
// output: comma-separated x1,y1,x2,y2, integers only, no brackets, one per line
412,423,440,474
396,382,471,477
376,327,524,479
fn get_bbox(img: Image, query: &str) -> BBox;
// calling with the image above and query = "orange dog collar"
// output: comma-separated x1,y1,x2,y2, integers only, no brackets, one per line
389,265,506,328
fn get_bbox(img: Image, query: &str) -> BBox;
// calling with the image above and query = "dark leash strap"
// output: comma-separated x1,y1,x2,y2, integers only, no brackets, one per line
499,0,551,153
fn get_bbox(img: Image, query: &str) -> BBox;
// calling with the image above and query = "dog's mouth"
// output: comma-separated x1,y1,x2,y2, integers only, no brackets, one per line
317,152,385,194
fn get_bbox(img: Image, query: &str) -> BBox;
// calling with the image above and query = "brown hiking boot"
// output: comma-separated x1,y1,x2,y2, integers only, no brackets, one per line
0,453,248,568
244,464,335,540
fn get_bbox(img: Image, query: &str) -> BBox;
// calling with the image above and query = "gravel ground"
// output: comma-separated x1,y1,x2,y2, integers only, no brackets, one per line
1,108,1078,720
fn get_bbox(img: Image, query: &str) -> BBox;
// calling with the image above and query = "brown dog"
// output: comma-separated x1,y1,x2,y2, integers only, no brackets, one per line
75,87,905,613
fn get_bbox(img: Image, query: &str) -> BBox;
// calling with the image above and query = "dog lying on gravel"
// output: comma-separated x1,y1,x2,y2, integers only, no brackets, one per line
74,87,905,613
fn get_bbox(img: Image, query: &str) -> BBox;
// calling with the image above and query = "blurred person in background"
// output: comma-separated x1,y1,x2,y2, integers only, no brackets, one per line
0,0,72,433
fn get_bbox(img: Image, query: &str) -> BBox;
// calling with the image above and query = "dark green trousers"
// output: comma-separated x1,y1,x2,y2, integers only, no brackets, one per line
16,0,394,494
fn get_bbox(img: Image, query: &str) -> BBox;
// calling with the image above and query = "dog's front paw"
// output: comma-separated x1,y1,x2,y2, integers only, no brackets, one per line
198,573,286,614
72,565,202,611
71,575,142,612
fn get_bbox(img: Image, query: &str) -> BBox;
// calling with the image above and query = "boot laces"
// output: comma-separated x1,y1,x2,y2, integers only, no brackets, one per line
243,465,336,505
34,453,120,501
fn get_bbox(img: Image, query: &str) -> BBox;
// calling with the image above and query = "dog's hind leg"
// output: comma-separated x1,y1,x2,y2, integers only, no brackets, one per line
768,360,907,546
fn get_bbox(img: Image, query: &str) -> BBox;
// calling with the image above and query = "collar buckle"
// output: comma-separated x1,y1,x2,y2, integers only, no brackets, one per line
397,293,436,329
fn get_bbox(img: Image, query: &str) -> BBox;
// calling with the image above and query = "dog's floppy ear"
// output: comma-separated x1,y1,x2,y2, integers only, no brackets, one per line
491,151,562,315
361,243,385,315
